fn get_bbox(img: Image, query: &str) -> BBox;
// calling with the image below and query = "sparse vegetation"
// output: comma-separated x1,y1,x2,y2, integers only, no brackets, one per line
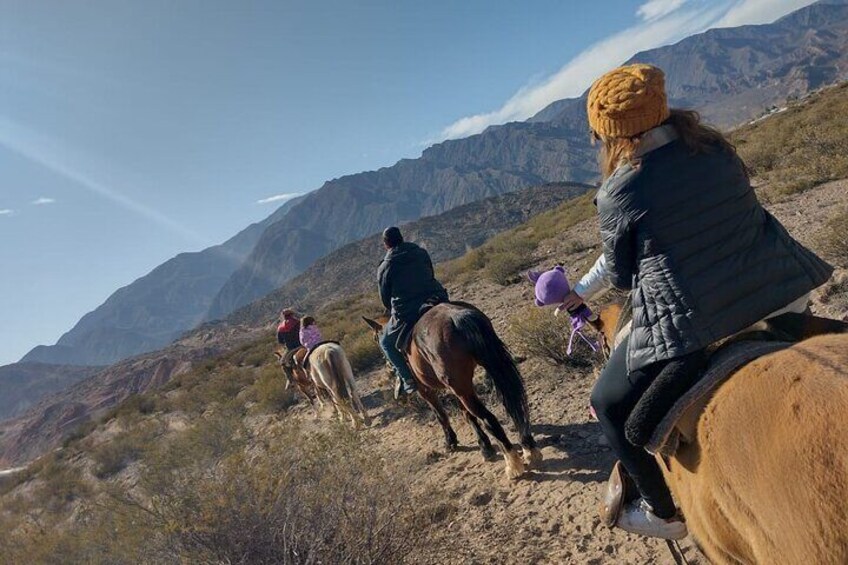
733,82,848,198
814,208,848,267
507,306,594,368
439,192,596,285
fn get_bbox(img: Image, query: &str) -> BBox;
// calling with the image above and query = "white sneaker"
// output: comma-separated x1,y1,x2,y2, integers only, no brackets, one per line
616,499,688,540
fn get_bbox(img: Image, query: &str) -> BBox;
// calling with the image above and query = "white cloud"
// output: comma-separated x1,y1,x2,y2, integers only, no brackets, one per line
715,0,815,27
439,0,817,140
256,193,301,204
31,197,56,205
0,209,14,216
638,0,688,21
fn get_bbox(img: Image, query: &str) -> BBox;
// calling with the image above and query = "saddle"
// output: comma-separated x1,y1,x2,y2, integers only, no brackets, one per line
394,296,450,353
625,312,848,456
301,341,340,371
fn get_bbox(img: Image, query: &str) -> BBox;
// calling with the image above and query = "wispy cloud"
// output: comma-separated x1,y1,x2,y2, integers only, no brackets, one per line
438,0,816,140
31,197,56,205
0,209,14,216
638,0,688,21
257,193,301,204
0,115,207,244
715,0,815,27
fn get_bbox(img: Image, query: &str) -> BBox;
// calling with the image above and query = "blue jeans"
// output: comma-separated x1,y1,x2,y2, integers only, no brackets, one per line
379,322,417,393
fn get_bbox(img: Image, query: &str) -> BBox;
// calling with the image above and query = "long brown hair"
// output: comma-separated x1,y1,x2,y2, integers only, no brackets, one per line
596,109,740,179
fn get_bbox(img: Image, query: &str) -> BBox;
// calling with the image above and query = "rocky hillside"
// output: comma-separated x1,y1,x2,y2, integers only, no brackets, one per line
22,1,848,369
21,197,303,366
531,0,848,128
0,363,102,422
227,182,592,326
0,182,588,465
199,0,848,320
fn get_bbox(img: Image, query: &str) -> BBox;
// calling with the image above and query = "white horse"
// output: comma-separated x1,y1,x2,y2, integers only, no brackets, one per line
305,343,370,428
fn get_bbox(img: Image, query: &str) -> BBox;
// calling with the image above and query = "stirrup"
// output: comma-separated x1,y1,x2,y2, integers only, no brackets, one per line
600,460,637,527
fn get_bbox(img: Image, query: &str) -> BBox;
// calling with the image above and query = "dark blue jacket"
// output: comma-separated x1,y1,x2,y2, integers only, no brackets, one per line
598,129,833,371
377,242,447,322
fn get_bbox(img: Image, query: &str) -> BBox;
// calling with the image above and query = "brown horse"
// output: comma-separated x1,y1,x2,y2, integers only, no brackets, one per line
273,347,316,403
364,303,541,480
594,306,848,564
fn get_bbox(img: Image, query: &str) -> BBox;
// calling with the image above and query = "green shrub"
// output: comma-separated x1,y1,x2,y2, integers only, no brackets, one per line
343,330,383,373
253,364,297,413
507,306,594,367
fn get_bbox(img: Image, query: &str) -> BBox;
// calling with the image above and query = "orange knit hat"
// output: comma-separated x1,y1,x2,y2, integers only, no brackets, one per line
587,64,670,138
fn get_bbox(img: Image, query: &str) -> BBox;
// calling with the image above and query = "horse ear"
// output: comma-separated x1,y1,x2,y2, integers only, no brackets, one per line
362,316,383,332
273,350,282,360
527,270,541,283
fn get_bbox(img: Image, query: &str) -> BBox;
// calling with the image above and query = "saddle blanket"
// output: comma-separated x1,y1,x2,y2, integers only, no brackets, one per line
642,340,791,456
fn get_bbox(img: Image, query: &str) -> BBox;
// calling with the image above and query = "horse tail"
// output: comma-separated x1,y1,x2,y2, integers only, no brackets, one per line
326,346,352,403
450,307,531,440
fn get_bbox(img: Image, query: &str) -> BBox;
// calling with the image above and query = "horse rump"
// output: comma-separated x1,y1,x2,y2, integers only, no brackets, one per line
448,307,532,442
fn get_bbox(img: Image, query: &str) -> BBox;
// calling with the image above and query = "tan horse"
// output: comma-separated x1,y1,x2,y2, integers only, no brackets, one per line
303,343,371,428
594,307,848,564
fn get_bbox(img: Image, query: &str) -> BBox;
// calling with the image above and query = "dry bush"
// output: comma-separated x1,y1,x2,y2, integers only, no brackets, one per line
733,83,848,198
814,209,848,267
507,306,594,368
439,192,597,286
91,420,164,478
77,425,425,564
253,363,298,413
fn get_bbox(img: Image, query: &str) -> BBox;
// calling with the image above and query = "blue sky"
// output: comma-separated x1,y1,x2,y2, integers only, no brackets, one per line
0,0,815,365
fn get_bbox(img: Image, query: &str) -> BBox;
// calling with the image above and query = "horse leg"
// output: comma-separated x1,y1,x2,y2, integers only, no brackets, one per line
461,406,496,461
459,393,525,480
418,386,458,452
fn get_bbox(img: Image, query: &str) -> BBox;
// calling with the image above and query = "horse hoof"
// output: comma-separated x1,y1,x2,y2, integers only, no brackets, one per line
504,449,526,480
481,447,497,462
522,447,543,469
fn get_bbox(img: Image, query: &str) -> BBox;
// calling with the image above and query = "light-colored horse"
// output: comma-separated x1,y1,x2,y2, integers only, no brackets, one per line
303,343,371,428
594,307,848,564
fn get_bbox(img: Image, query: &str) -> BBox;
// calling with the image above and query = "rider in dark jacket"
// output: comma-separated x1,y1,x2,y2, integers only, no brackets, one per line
377,227,448,397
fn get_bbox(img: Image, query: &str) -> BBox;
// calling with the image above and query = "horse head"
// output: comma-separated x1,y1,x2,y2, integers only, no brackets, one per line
362,316,388,340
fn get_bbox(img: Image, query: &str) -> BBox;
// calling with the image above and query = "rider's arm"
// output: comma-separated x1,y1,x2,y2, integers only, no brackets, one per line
573,254,609,300
378,262,392,311
597,188,637,290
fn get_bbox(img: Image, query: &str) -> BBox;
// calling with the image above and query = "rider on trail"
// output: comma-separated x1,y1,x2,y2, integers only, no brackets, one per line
563,64,833,540
377,226,448,399
277,308,303,384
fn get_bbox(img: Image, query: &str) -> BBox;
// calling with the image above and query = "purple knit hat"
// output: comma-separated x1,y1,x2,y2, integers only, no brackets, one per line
527,265,572,307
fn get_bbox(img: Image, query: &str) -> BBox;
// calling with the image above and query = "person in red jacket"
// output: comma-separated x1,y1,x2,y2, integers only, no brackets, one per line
276,309,303,383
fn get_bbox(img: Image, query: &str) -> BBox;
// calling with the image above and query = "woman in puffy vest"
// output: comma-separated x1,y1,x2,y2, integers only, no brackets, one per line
562,64,833,540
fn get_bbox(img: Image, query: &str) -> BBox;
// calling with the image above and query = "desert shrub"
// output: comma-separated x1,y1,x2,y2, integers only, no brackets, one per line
819,274,848,312
91,421,163,479
814,209,848,267
253,363,298,413
733,83,848,197
439,191,597,285
344,330,383,373
33,424,428,564
507,306,594,367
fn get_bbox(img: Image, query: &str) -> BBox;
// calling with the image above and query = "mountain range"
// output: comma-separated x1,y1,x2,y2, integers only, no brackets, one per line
21,0,848,368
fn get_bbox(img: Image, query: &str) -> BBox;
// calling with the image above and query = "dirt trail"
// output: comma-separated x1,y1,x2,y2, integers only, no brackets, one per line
290,180,847,564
